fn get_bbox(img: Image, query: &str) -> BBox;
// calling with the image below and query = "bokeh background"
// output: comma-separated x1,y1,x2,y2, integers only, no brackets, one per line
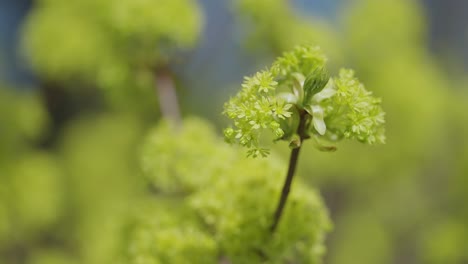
1,0,467,263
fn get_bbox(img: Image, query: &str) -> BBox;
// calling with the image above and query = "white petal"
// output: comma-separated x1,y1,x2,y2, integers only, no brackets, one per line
312,105,326,135
291,72,305,86
277,92,298,104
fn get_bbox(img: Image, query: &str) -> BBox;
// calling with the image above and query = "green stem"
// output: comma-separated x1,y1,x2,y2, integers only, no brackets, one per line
270,110,308,232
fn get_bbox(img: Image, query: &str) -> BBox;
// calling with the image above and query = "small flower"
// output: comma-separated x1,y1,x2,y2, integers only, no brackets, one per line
255,71,277,93
275,102,293,119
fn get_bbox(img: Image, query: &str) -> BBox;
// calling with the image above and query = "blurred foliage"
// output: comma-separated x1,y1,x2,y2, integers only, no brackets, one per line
6,152,64,239
0,0,467,263
140,118,330,263
189,154,330,264
141,118,233,194
27,250,78,264
22,0,202,112
233,0,343,67
117,201,217,264
0,87,63,263
310,0,461,262
58,113,147,264
0,88,49,160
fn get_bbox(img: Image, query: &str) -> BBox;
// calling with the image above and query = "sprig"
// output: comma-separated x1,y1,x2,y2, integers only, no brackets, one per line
223,44,386,233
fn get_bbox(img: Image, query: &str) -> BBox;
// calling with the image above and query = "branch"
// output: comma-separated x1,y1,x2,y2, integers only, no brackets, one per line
154,67,182,127
270,110,308,232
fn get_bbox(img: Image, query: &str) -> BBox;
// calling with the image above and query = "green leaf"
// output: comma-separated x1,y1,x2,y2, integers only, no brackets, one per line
312,79,336,102
303,67,330,105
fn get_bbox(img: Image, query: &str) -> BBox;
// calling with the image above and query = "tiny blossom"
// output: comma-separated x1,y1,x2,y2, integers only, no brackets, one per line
275,101,293,119
255,71,278,93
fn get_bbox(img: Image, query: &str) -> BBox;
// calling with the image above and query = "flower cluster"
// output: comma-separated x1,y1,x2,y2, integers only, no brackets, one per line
271,45,327,80
318,69,386,144
223,71,291,157
223,44,385,157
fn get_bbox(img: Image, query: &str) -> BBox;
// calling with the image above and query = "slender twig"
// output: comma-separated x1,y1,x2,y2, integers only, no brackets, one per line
270,110,308,232
154,67,182,127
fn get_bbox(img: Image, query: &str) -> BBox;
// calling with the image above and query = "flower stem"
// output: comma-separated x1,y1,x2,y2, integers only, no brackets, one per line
270,110,308,233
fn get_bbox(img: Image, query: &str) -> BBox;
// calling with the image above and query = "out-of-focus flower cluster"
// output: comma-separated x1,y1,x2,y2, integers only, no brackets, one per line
138,118,331,263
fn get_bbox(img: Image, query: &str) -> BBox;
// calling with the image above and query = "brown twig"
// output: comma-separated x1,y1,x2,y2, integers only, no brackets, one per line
154,67,182,127
270,110,308,232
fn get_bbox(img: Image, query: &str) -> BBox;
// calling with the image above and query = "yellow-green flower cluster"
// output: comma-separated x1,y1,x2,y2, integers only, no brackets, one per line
271,45,327,80
319,69,386,144
223,71,291,157
224,44,385,156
